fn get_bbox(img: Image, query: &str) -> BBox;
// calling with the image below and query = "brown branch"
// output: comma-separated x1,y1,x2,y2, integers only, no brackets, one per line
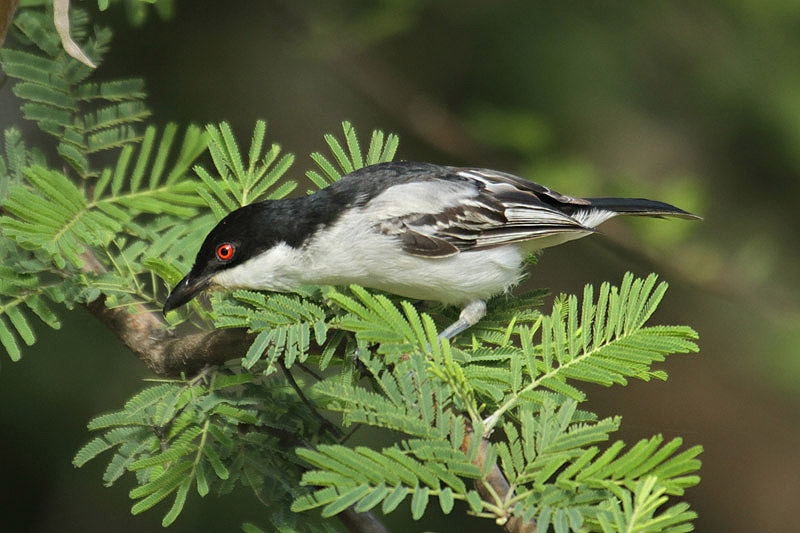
86,295,256,376
338,506,390,533
463,431,537,533
79,248,253,377
0,0,18,47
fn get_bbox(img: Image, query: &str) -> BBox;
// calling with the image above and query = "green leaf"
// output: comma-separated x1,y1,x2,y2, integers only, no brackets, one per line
73,437,114,467
354,483,389,513
242,329,274,369
0,315,22,361
5,303,35,346
482,274,698,433
309,121,400,184
381,485,408,514
410,485,429,520
439,487,454,514
161,477,191,526
130,461,193,509
198,121,294,207
465,490,483,513
321,484,371,517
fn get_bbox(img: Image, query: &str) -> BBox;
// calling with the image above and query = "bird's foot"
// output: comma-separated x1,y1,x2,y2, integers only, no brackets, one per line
438,300,487,341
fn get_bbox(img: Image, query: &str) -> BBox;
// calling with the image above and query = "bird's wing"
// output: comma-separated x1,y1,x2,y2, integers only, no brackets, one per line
371,167,594,257
453,167,592,208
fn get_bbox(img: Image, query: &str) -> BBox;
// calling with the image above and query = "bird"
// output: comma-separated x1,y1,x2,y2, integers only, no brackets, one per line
163,161,699,339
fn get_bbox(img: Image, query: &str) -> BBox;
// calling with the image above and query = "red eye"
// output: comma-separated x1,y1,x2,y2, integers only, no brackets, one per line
216,243,235,261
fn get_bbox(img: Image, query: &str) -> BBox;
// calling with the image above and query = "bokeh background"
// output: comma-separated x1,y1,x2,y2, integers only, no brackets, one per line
2,1,800,531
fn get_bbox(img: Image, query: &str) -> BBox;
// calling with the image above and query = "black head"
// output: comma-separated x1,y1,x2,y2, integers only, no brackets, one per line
162,189,344,314
163,202,283,314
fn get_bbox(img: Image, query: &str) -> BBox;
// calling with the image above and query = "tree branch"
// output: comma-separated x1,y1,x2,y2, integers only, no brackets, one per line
79,249,253,377
463,431,537,533
0,0,18,48
88,294,256,376
338,506,390,533
334,51,485,161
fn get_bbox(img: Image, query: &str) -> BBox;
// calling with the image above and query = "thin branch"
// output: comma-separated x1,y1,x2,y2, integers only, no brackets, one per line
85,294,256,376
0,0,18,48
334,51,484,161
338,506,391,533
281,361,343,438
462,431,537,533
79,248,254,376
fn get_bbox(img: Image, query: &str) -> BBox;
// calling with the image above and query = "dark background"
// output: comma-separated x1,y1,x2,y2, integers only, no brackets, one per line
2,1,799,531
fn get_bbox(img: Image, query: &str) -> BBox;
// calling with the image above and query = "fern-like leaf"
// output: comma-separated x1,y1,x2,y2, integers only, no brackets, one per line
1,125,207,270
306,120,399,188
214,289,329,370
294,440,482,520
595,476,698,533
194,120,295,214
1,9,149,178
0,264,62,361
482,273,699,432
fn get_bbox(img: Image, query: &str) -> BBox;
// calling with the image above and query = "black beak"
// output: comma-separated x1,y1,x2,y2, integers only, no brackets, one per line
163,273,212,315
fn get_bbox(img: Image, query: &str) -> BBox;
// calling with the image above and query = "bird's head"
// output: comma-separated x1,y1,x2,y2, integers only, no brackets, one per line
163,202,284,314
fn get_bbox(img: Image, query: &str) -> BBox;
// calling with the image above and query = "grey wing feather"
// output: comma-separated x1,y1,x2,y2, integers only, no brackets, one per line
398,227,460,257
376,167,593,257
454,167,592,207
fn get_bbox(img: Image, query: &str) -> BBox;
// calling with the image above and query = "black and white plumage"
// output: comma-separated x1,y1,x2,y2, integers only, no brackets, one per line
164,162,699,339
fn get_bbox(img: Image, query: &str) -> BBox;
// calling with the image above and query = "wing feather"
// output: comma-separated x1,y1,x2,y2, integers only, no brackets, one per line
397,228,460,257
372,168,593,258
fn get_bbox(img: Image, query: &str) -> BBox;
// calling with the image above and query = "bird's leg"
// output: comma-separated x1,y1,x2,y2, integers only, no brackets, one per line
438,300,487,341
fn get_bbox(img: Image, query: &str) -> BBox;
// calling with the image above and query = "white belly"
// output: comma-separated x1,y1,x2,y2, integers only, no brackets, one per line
299,212,526,305
306,240,525,305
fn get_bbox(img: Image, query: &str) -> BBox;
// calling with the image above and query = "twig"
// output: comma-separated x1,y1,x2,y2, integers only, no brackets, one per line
334,51,485,161
84,293,256,376
0,0,18,48
338,506,390,533
53,0,96,67
297,361,324,382
462,430,537,533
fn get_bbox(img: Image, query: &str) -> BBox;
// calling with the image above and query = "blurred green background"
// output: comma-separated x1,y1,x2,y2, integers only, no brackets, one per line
2,1,800,531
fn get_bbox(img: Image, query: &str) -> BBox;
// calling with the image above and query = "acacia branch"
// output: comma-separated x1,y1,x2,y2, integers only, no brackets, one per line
463,431,537,533
338,506,390,533
85,295,255,376
80,246,510,533
85,295,390,532
79,249,251,376
0,0,17,48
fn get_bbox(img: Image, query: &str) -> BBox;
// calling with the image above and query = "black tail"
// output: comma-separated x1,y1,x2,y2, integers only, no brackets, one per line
585,197,701,220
